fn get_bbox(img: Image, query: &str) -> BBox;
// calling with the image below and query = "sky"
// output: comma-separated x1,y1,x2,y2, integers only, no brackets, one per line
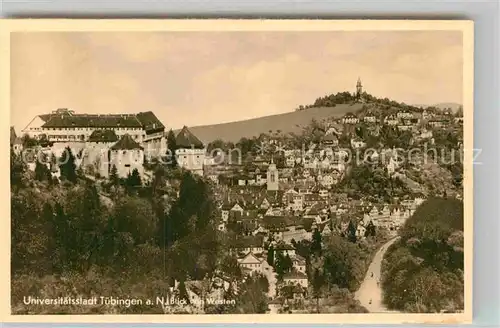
10,31,463,133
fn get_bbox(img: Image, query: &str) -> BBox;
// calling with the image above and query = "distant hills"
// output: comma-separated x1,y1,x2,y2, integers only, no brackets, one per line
413,102,463,112
179,104,363,144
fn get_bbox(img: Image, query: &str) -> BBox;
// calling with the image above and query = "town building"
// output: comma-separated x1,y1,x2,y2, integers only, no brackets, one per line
267,158,279,191
397,109,413,120
237,252,264,275
283,271,309,288
342,113,359,125
363,112,377,123
384,114,399,126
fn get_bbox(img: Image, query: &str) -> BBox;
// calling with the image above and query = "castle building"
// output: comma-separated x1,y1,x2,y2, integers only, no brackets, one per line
175,126,206,176
22,108,73,140
83,129,120,176
266,158,279,191
22,108,165,158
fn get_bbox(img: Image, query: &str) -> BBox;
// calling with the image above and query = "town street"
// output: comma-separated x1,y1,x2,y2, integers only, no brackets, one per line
354,236,400,313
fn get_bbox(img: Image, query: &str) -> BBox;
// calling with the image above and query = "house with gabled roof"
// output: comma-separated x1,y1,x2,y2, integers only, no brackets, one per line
283,271,309,288
363,111,377,123
237,252,264,275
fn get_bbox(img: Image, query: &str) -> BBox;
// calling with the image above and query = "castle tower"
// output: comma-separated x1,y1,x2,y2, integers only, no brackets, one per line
109,133,144,179
356,77,363,98
175,126,206,176
266,157,279,191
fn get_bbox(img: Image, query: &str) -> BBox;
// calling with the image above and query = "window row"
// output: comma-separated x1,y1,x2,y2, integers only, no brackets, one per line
44,127,143,131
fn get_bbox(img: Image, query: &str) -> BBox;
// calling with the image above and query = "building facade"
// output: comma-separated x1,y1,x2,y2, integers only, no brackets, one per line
22,108,165,158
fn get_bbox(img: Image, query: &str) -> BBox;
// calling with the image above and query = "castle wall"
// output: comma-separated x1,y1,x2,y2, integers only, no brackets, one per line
176,148,205,176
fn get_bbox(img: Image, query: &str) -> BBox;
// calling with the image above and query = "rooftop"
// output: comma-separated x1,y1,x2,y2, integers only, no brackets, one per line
88,129,119,143
283,271,308,280
110,134,143,150
176,126,204,149
40,110,164,130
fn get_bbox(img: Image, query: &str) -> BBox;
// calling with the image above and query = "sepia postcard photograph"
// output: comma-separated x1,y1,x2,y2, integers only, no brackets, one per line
0,19,473,324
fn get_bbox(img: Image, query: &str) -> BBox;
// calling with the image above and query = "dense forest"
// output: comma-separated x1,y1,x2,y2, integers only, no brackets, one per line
294,91,423,113
381,198,464,313
10,149,267,314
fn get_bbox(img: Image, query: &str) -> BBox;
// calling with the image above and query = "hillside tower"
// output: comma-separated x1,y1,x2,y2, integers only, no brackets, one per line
266,157,279,191
356,77,363,98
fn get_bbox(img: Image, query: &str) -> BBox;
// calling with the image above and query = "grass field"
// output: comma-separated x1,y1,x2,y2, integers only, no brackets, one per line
179,104,364,144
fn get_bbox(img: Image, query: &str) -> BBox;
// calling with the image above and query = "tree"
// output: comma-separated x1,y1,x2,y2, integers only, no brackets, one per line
109,165,119,185
310,229,323,255
236,274,269,313
59,146,77,183
347,220,357,243
126,168,142,187
10,149,26,188
159,172,215,247
312,268,324,313
267,245,275,266
166,129,178,168
34,160,51,182
274,251,286,279
220,255,242,280
284,253,293,272
177,279,190,304
365,221,376,237
112,196,157,245
21,134,38,148
382,198,465,312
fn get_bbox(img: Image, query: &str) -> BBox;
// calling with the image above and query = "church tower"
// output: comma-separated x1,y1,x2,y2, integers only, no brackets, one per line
266,157,279,191
356,77,363,98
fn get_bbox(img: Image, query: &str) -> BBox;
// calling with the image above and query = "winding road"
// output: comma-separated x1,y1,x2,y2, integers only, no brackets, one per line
354,237,400,313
